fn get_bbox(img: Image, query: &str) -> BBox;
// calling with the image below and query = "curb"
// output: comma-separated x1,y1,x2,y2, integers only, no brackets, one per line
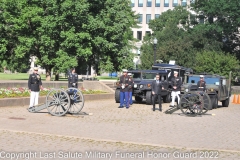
2,129,240,154
0,93,114,107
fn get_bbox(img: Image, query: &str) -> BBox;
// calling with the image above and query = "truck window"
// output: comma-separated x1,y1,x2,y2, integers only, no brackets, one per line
133,73,141,79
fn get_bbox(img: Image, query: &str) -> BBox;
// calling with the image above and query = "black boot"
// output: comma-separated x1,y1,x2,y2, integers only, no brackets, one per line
153,106,155,111
159,106,162,112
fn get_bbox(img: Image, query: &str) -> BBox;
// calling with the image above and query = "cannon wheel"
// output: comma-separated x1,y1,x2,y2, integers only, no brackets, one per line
179,92,204,117
199,92,211,114
66,88,85,114
46,89,71,116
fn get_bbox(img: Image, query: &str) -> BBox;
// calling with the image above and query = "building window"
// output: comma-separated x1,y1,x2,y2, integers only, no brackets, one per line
146,31,151,36
138,0,143,7
137,31,142,40
155,14,160,19
155,0,160,7
181,0,187,6
131,0,135,7
173,0,178,7
164,0,169,7
138,14,142,23
146,14,151,24
147,0,152,7
190,0,195,3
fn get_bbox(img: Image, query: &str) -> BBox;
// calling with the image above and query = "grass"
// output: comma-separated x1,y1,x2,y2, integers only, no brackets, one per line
97,76,118,80
0,73,118,81
0,73,32,80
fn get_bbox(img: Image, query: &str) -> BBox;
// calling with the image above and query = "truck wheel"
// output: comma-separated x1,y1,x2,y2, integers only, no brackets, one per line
135,96,143,102
212,95,218,109
146,91,152,105
222,98,229,107
115,89,120,103
163,93,171,103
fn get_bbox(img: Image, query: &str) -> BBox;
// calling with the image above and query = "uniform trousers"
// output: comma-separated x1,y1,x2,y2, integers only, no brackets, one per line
152,94,162,110
129,91,133,105
120,92,129,108
29,91,39,108
171,91,180,106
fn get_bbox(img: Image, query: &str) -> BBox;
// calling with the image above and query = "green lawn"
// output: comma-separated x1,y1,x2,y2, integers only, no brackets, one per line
97,76,118,80
0,73,117,81
0,73,68,81
0,73,33,80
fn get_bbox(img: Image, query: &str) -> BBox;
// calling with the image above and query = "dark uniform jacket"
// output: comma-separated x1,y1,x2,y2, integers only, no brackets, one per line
197,80,206,91
151,80,163,95
68,73,78,88
128,77,134,92
170,77,182,91
119,75,129,92
28,73,42,92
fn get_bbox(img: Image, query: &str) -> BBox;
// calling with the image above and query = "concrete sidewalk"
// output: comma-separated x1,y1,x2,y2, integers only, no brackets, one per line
0,98,240,160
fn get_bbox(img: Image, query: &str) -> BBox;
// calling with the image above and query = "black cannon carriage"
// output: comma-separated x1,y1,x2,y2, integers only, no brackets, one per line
165,91,211,117
28,88,84,116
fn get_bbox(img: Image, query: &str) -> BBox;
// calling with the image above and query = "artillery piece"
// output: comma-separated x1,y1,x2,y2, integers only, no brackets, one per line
28,88,84,116
165,91,211,117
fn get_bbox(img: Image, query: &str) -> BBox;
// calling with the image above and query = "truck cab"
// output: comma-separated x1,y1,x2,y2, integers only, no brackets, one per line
181,73,232,108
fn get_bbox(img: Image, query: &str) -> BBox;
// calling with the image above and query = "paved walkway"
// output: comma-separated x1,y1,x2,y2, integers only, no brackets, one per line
0,98,240,160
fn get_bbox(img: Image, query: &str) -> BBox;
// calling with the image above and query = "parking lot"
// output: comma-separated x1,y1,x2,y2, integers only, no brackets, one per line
0,98,240,160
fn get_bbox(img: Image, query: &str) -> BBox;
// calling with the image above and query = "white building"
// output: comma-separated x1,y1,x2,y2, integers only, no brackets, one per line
131,0,194,66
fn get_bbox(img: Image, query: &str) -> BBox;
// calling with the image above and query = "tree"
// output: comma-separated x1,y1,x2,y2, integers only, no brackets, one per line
87,0,137,73
140,6,198,68
0,0,137,80
0,60,7,73
194,51,239,78
99,56,114,75
140,6,223,69
193,0,240,58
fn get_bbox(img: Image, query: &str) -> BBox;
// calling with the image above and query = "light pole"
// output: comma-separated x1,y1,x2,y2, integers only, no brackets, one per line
153,38,158,64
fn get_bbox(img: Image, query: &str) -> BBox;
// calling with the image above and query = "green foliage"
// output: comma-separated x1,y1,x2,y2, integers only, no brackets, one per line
194,51,240,78
0,0,137,77
193,0,240,58
99,56,114,74
140,5,238,72
1,60,7,69
140,6,200,68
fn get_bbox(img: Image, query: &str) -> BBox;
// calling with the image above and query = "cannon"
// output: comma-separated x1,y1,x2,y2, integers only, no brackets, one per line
165,91,211,117
28,88,84,116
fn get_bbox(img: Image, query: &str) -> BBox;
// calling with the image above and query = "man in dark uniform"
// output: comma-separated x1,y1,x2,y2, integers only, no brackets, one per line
68,68,78,88
118,69,130,109
197,75,206,91
170,71,182,107
28,67,43,109
151,74,164,112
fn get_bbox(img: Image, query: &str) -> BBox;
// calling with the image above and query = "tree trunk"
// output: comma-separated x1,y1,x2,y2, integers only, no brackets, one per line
55,72,59,81
45,66,52,81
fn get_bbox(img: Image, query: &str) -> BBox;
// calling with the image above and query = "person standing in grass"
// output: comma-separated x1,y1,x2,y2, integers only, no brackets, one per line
28,67,43,109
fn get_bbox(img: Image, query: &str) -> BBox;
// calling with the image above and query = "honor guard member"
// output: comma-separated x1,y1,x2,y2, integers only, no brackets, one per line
151,74,164,112
68,68,78,88
28,67,43,109
197,75,206,91
127,72,134,106
170,71,182,107
118,69,130,109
